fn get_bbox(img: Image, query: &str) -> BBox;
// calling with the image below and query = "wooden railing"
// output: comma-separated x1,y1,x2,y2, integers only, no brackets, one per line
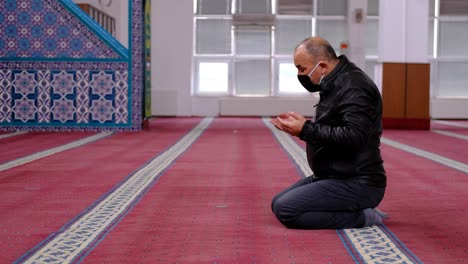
77,4,116,37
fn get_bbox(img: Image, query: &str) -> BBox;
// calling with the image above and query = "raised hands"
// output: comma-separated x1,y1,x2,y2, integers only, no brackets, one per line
269,112,307,137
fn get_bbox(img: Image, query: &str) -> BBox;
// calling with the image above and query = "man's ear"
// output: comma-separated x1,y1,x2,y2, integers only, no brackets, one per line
320,63,328,74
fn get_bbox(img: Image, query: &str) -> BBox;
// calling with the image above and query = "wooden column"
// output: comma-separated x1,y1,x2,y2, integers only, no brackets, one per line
382,63,430,129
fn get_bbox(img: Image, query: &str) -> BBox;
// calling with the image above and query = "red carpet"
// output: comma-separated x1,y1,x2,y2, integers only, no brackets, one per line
273,119,468,263
2,117,467,263
378,143,468,263
0,118,201,264
382,130,468,164
431,120,468,136
81,118,353,264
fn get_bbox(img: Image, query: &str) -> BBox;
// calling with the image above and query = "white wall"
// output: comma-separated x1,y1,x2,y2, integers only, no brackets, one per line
148,0,466,119
431,99,468,119
151,0,193,116
378,0,428,63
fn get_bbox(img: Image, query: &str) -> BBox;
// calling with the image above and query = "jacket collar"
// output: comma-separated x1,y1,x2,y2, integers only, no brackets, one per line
320,55,350,95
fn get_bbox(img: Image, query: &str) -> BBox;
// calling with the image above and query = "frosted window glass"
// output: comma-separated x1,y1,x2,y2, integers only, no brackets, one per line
235,27,271,55
279,63,307,93
317,0,347,16
428,20,434,57
196,19,231,54
275,19,312,55
429,0,435,16
237,0,271,14
197,0,229,14
367,0,379,16
439,21,468,57
235,60,270,95
198,63,229,93
366,19,378,56
437,62,468,97
277,0,313,15
316,19,346,51
364,60,377,81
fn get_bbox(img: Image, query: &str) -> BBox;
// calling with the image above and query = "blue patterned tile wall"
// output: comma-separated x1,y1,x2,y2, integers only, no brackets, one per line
0,0,143,131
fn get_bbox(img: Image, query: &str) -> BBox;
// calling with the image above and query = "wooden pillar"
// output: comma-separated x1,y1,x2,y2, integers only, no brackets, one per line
381,63,430,129
378,0,430,129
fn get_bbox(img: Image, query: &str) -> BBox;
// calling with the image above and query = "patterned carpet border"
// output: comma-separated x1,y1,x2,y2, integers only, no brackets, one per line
262,118,423,264
337,226,422,264
0,131,114,172
16,117,212,264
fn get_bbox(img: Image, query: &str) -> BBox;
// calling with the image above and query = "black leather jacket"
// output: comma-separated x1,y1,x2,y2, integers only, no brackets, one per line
299,56,386,188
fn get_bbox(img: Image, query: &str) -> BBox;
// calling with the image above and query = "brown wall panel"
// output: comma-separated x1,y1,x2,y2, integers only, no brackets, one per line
406,63,430,119
382,63,406,118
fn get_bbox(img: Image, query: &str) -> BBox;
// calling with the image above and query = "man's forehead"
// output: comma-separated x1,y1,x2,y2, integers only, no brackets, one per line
294,48,313,64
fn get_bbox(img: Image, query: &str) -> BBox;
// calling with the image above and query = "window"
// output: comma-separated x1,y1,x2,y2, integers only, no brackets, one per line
278,63,308,94
317,0,347,16
193,0,379,96
430,0,468,97
235,26,271,55
234,59,271,95
438,19,468,57
197,62,229,93
275,19,312,55
196,19,231,55
316,19,346,52
277,0,313,15
236,0,271,14
367,0,379,16
196,0,230,15
428,20,434,57
366,18,378,56
438,62,468,97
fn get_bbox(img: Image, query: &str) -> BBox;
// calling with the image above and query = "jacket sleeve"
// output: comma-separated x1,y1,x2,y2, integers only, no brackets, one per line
299,87,379,151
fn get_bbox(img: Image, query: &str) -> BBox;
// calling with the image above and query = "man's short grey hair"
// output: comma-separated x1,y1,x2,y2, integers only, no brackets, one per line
296,37,338,62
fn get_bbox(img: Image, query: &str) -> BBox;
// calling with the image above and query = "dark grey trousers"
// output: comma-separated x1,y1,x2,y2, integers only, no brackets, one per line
271,176,385,229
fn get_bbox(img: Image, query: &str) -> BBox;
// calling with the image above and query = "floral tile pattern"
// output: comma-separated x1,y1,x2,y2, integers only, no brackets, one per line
0,67,129,126
0,0,143,131
0,0,119,59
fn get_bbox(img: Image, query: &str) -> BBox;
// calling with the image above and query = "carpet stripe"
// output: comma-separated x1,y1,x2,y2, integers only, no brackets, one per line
17,118,212,264
262,118,423,264
380,137,468,174
0,132,114,172
433,120,468,128
0,131,28,140
432,129,468,141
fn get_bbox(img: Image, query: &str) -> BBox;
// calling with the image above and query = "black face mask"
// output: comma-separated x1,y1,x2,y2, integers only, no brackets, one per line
298,75,321,93
297,62,323,93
